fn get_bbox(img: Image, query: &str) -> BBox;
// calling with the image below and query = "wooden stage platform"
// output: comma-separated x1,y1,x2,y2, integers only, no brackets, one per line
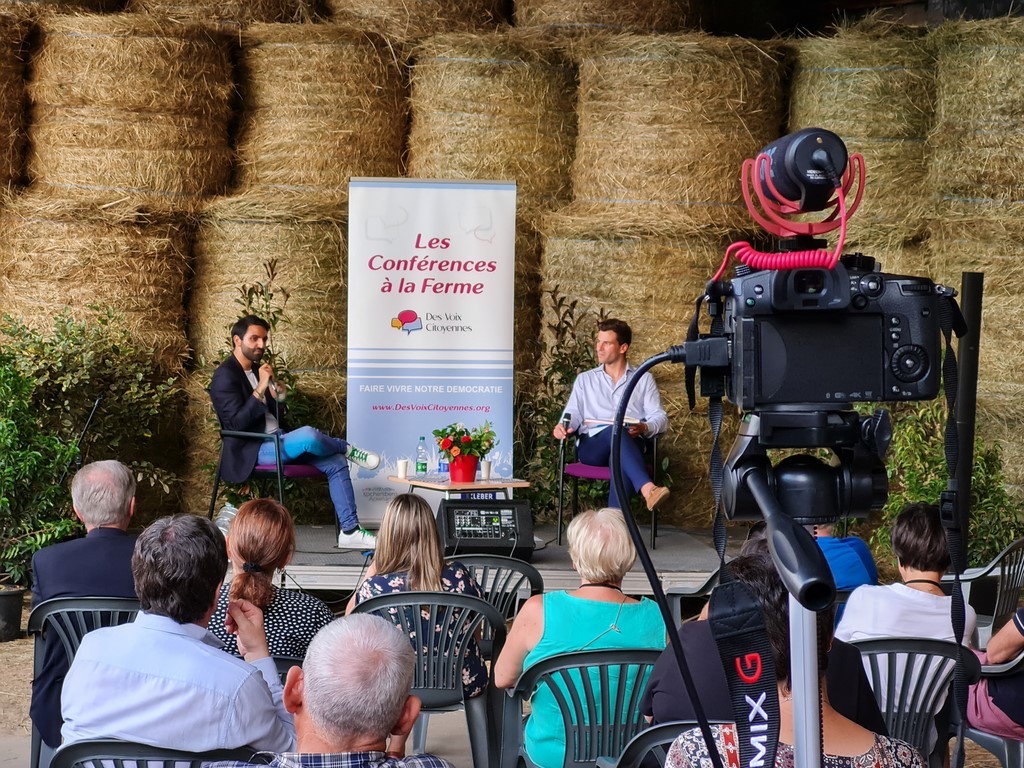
282,523,741,595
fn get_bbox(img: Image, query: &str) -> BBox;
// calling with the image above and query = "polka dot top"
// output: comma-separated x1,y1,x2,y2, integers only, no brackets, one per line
208,582,335,658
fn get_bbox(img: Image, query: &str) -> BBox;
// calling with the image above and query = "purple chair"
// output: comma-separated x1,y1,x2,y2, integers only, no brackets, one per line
207,429,331,532
556,435,660,549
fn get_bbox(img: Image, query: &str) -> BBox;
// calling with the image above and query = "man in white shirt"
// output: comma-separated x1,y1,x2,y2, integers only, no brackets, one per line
60,514,296,753
553,318,669,511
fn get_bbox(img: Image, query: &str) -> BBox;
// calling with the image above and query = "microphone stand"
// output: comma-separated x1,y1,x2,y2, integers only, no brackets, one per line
59,394,103,486
557,413,570,546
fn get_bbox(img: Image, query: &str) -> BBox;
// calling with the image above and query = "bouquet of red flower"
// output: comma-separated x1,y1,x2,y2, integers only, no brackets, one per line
432,421,497,461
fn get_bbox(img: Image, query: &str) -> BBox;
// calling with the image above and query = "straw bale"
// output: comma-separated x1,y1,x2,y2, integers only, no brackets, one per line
0,193,192,373
406,30,577,222
789,22,935,246
181,371,221,516
0,0,118,10
27,14,235,208
126,0,319,23
190,195,346,371
568,34,785,237
325,0,502,43
514,0,693,33
234,24,406,205
29,105,233,203
0,14,25,190
928,19,1024,207
539,210,742,524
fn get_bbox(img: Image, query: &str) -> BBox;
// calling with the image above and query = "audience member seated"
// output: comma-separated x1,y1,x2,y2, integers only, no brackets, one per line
209,613,455,768
642,534,887,734
836,502,976,645
968,605,1024,740
209,499,335,658
30,460,139,759
60,514,295,752
813,522,878,591
347,492,488,698
664,551,924,768
494,507,666,768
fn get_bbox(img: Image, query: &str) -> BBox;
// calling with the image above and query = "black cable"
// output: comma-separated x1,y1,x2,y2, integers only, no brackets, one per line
610,350,725,768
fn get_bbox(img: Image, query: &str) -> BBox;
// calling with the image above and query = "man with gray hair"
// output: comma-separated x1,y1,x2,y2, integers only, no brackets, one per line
212,613,454,768
30,460,139,755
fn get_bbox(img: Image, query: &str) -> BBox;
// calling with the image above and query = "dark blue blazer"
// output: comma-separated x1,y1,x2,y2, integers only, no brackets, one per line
29,527,137,747
208,354,286,483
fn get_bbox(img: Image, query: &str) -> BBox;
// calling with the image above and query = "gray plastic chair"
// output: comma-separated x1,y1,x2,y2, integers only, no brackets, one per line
448,554,544,657
49,738,270,768
852,638,980,768
595,719,732,768
953,651,1024,768
352,591,507,768
273,654,303,684
501,648,662,768
943,537,1024,648
28,597,142,768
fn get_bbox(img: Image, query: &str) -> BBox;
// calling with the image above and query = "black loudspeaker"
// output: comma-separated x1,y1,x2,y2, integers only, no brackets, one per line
435,499,534,561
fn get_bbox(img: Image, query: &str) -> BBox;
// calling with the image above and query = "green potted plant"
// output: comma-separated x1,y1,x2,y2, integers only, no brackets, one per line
432,421,498,483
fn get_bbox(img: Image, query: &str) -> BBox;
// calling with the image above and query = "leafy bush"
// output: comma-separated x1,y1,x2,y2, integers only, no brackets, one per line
0,350,78,586
869,399,1024,572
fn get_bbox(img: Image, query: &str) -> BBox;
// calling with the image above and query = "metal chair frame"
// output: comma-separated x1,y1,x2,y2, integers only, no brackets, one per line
501,648,662,768
28,597,142,768
556,435,660,549
352,591,507,768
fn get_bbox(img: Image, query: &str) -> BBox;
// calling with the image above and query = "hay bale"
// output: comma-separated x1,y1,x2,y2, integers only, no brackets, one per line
27,13,234,208
234,23,406,205
789,21,935,247
567,33,784,236
514,0,693,33
538,209,742,524
0,193,192,373
0,0,118,10
325,0,502,43
928,19,1024,209
407,30,577,222
0,14,26,190
126,0,319,23
190,195,347,371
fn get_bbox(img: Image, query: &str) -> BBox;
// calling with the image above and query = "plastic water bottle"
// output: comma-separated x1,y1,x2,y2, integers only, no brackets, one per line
438,456,449,474
214,502,238,536
416,436,429,475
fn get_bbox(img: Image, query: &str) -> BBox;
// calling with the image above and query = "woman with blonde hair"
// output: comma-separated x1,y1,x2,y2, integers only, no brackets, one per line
347,492,487,697
209,498,334,657
494,507,666,768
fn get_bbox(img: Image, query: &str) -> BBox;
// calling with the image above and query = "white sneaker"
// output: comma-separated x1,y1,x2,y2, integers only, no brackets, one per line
337,528,377,549
345,444,381,470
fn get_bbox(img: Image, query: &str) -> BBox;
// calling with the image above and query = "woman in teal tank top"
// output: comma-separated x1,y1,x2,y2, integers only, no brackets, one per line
494,507,666,768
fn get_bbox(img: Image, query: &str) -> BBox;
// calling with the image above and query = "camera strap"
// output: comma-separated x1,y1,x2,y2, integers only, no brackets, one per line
709,579,781,768
936,292,971,768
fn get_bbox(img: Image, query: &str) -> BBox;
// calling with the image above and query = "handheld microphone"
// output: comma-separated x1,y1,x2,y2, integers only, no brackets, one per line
561,412,571,439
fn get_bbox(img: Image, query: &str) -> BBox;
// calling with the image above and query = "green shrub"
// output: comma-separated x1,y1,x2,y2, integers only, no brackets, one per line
869,399,1024,572
0,350,78,586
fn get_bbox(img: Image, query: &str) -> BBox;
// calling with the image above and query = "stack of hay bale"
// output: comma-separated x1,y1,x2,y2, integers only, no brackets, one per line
539,33,785,523
927,19,1024,496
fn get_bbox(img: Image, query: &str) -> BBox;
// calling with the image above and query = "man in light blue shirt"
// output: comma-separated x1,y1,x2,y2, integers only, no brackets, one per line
60,514,296,753
553,318,670,511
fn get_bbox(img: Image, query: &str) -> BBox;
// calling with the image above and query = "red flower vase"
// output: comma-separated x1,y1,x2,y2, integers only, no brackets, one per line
449,454,479,483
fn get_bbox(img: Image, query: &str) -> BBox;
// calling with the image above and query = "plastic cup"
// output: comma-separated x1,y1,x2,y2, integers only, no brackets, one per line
396,459,410,479
479,459,492,481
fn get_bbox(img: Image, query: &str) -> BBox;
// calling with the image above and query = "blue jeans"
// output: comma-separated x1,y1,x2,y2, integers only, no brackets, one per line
577,428,652,509
256,426,359,532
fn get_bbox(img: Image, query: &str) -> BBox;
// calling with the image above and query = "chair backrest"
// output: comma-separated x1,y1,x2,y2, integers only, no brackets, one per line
851,638,978,760
273,655,303,684
351,591,507,709
990,538,1024,634
29,597,141,674
507,649,662,768
50,738,270,768
604,720,731,768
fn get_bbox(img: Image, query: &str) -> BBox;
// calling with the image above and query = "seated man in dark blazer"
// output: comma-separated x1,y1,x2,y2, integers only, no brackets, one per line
209,314,380,549
29,460,139,760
